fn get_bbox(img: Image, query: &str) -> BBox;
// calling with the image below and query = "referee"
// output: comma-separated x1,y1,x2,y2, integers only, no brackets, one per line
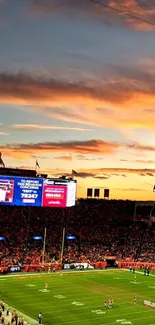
38,312,42,324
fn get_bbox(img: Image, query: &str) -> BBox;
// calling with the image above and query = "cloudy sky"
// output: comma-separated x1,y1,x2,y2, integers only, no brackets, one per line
1,0,155,200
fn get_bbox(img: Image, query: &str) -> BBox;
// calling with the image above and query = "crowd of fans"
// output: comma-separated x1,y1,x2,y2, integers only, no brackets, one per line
0,199,155,268
0,302,28,325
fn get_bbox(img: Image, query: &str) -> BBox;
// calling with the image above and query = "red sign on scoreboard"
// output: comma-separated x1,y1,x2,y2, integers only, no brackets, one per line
42,185,67,207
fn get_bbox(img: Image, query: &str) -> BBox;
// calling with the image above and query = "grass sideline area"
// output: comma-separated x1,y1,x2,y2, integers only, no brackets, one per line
0,269,155,325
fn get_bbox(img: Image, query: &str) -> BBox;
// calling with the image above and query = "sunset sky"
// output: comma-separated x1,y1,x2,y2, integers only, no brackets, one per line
1,0,155,200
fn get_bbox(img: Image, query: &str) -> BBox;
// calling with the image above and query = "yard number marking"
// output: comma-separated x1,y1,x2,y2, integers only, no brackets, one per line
130,281,141,285
91,310,106,315
39,289,50,292
54,295,66,299
72,301,84,306
116,320,132,324
116,320,126,323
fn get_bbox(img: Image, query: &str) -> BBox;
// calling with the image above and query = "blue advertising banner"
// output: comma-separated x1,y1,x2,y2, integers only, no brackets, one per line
0,176,43,206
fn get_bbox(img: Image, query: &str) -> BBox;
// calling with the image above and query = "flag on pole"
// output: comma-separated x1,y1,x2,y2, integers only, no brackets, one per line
72,169,77,178
0,152,5,167
36,159,40,169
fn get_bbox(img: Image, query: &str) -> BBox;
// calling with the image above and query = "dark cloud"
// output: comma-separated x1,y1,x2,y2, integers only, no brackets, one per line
0,72,105,101
28,0,155,30
111,173,127,177
0,139,118,156
1,66,155,113
0,71,133,106
139,172,154,177
94,175,109,179
16,165,155,179
60,171,96,178
39,167,155,179
55,171,110,179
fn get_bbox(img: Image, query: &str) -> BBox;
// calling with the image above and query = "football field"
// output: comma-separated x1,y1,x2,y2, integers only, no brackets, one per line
0,269,155,325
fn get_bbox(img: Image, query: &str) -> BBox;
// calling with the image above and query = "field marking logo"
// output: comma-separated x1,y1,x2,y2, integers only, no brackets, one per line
54,295,66,299
91,310,106,315
72,301,84,306
113,277,123,280
26,284,36,287
39,289,50,292
148,286,155,289
116,320,132,324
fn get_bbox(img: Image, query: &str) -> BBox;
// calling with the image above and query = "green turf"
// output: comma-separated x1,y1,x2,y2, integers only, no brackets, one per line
0,269,155,325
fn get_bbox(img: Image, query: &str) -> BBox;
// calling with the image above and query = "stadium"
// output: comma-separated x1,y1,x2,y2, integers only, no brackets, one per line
0,166,155,325
2,0,155,324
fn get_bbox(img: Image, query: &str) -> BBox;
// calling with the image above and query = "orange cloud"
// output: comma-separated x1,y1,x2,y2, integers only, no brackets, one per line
1,69,155,131
53,155,73,161
0,139,117,159
28,0,155,30
1,139,155,160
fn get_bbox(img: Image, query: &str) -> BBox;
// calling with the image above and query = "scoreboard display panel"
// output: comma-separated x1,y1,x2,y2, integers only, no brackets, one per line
0,176,76,207
42,179,68,207
0,176,43,206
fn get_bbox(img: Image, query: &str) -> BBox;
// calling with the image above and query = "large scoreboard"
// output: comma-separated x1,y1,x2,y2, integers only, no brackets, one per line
0,176,76,207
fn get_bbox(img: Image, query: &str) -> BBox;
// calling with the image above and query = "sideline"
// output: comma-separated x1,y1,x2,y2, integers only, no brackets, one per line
123,268,155,277
0,268,119,278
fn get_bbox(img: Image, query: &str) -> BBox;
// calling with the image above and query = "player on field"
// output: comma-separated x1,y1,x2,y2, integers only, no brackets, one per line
111,298,114,307
109,299,112,308
104,300,107,309
45,282,48,290
134,274,137,281
134,295,136,304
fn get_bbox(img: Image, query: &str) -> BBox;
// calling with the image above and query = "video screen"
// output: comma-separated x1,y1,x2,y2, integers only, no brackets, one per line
42,179,67,207
0,176,43,206
0,176,76,207
0,179,14,203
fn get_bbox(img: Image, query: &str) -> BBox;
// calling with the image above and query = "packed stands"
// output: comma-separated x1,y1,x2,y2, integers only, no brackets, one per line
0,199,155,270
